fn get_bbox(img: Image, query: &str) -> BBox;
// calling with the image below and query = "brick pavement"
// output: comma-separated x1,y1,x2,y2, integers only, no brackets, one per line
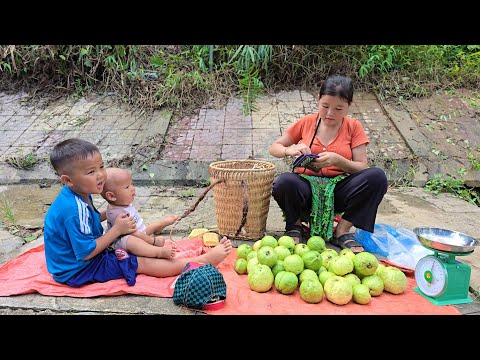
0,89,414,182
161,90,412,166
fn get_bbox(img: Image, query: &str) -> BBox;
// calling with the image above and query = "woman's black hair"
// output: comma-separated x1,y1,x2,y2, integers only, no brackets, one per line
319,75,354,105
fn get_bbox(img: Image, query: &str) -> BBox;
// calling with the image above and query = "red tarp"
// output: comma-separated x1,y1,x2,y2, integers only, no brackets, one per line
0,239,460,315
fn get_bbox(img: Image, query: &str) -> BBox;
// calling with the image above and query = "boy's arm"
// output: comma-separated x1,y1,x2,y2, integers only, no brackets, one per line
84,213,136,260
99,209,107,222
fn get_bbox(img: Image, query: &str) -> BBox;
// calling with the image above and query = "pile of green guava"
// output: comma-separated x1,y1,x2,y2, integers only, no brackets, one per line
233,234,408,306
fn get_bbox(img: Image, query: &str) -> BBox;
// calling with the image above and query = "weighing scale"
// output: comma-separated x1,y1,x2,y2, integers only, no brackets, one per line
413,227,479,306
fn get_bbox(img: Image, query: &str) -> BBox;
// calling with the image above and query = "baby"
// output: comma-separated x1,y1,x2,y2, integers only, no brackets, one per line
101,167,178,259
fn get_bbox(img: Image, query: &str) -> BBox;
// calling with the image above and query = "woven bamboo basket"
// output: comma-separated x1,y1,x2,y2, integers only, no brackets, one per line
208,159,276,240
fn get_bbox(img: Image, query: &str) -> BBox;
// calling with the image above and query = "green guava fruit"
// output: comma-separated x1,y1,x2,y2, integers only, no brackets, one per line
339,248,355,262
248,264,274,293
319,270,335,286
352,283,372,305
323,248,339,257
323,275,344,294
274,270,299,295
299,269,320,283
294,243,310,257
271,260,285,277
317,266,327,275
329,256,354,276
257,246,278,268
252,239,263,252
299,280,324,304
247,257,260,273
236,243,252,260
234,258,248,275
343,273,361,288
306,236,326,252
247,250,257,262
277,236,296,254
283,254,304,275
320,251,336,270
353,252,379,277
324,276,353,305
379,266,407,294
361,274,384,296
354,269,365,280
301,250,323,272
274,245,291,261
375,263,386,277
261,235,278,248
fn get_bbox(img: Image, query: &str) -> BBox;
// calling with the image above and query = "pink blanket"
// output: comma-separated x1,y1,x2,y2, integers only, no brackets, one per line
0,239,461,315
0,238,205,298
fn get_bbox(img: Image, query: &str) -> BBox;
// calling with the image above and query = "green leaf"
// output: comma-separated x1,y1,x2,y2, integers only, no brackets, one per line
24,235,37,242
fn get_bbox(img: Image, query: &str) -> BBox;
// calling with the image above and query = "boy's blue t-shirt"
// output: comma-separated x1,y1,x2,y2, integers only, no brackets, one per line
44,186,104,283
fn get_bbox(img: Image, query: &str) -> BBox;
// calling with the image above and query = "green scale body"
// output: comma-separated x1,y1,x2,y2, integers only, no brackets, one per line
414,251,472,306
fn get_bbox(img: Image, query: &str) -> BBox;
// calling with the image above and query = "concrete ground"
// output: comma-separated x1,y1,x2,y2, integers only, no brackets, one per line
0,89,479,315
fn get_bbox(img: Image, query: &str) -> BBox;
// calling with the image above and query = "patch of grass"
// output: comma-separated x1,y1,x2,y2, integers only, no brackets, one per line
5,152,39,170
180,188,196,198
391,164,418,188
197,179,211,187
424,173,480,206
0,195,16,226
467,151,480,171
1,45,479,118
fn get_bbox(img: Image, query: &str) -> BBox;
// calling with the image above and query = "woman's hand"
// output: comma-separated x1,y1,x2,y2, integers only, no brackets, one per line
285,143,311,157
313,149,368,174
312,152,341,168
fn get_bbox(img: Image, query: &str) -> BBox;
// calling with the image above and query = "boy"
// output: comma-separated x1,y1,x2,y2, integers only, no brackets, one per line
100,167,177,259
44,138,232,287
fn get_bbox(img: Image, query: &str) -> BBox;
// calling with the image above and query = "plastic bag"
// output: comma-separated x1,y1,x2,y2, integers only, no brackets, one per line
355,224,433,270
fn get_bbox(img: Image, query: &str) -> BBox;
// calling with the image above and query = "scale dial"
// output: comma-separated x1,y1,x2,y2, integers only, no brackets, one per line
415,255,447,297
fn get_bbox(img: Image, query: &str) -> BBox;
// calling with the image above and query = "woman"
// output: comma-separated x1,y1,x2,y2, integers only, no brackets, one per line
269,75,388,253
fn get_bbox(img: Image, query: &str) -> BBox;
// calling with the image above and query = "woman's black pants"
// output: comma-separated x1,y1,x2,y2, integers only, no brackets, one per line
271,167,388,236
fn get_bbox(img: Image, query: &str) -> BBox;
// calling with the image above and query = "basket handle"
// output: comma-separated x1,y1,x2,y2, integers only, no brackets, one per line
169,179,249,241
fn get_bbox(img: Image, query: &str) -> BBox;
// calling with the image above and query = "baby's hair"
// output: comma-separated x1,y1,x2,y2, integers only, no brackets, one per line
101,167,131,199
319,75,354,105
50,138,100,175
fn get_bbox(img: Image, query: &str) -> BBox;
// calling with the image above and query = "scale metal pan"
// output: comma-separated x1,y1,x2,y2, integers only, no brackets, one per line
413,227,479,254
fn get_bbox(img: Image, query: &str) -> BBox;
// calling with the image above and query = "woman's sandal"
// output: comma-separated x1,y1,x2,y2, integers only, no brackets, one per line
330,233,364,254
283,228,304,244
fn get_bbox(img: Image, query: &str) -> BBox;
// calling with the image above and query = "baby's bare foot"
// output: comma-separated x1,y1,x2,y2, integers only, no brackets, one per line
158,245,176,259
219,236,232,249
202,237,232,265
